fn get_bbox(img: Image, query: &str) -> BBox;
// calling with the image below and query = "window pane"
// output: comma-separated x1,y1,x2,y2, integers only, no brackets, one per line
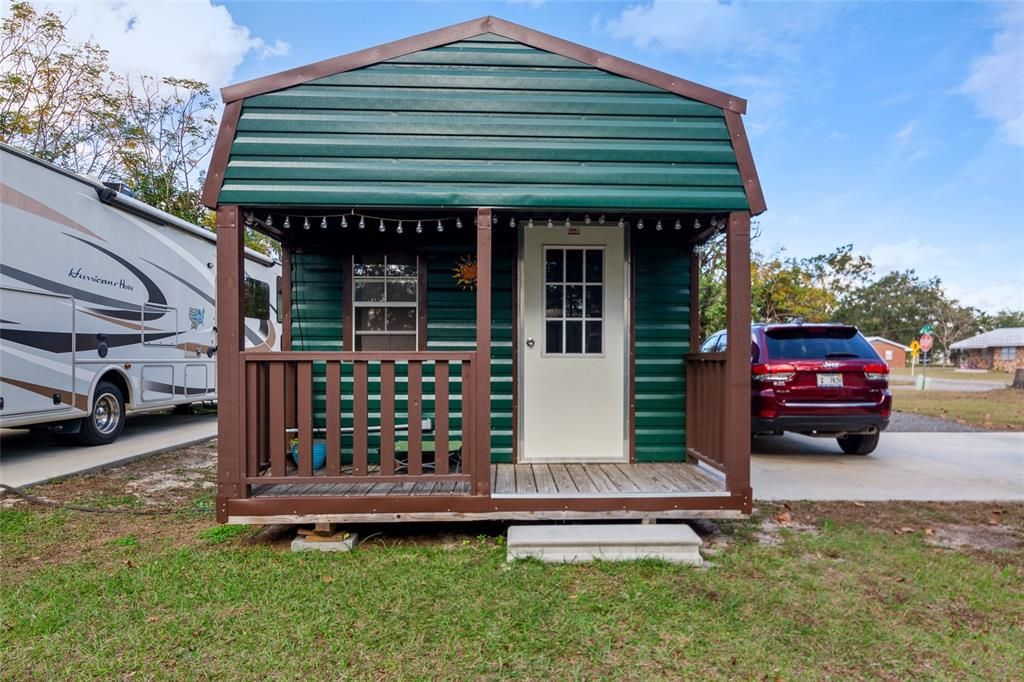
585,249,603,283
586,320,602,354
565,285,583,318
386,253,416,277
565,249,583,282
545,249,563,283
354,280,384,302
545,320,563,353
386,278,417,302
386,307,416,332
585,285,602,318
355,307,385,331
545,284,562,318
565,320,583,353
353,254,385,277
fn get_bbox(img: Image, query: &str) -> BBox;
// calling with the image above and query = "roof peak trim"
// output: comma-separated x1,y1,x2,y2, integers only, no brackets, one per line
219,16,745,113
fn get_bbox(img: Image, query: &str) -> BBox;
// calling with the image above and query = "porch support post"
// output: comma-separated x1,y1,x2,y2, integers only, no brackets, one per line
215,205,246,522
474,208,493,496
280,244,292,351
724,211,752,511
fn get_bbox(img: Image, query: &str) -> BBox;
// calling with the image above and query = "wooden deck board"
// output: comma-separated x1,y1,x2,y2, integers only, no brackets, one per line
513,465,537,493
532,464,559,494
565,465,599,493
548,464,578,493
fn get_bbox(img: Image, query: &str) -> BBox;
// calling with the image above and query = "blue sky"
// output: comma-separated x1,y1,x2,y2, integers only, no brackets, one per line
29,0,1023,311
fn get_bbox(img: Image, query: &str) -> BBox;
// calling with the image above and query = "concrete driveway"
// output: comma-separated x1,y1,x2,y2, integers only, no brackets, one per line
0,412,217,489
753,431,1023,501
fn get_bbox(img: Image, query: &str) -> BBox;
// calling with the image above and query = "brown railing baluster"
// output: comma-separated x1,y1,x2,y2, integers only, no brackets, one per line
434,360,449,475
379,360,396,476
245,361,258,478
297,361,313,477
407,360,423,476
353,360,368,475
269,362,286,476
462,359,474,489
325,361,341,476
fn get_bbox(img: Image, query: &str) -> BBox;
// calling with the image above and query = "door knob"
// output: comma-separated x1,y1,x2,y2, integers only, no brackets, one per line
526,337,535,347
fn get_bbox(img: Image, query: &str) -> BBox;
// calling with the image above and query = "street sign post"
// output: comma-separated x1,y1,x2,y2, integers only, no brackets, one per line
918,333,933,389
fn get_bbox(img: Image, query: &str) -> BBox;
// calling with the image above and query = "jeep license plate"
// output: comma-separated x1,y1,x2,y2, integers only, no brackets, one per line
817,373,843,388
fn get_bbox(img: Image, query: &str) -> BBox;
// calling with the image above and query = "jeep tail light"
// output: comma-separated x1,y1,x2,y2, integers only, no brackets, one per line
864,362,889,381
752,363,796,382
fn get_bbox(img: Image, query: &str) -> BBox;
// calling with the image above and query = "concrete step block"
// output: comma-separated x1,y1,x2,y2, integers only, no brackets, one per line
291,532,357,553
506,524,703,565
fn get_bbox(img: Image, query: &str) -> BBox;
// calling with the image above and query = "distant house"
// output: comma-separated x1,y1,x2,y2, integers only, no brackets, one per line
950,328,1024,371
865,336,910,367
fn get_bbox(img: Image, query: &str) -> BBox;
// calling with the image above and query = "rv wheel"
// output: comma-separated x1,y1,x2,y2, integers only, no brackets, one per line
77,381,125,446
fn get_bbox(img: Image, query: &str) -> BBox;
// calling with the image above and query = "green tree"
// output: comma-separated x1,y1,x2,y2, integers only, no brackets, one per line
978,309,1024,330
834,270,945,344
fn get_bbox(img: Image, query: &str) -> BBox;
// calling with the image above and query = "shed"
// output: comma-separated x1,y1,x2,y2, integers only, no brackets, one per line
203,17,764,524
865,336,910,367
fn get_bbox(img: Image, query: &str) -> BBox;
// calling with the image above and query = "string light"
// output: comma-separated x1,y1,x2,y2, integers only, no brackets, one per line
674,219,682,231
303,217,311,230
564,217,571,228
528,218,534,229
283,216,291,229
266,214,273,227
416,220,423,234
547,217,554,228
320,217,327,229
456,217,463,229
694,218,701,230
396,222,403,234
637,219,644,230
378,218,385,233
509,217,516,228
358,215,365,230
656,220,663,231
437,219,444,233
584,214,591,225
599,214,606,225
617,218,625,228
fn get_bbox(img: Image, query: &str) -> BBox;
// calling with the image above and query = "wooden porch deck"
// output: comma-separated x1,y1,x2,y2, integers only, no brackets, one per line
250,462,724,499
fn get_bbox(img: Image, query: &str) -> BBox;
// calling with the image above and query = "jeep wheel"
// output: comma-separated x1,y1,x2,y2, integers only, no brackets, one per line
837,432,879,455
76,381,125,445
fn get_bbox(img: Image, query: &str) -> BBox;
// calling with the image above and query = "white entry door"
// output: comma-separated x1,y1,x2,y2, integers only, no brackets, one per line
521,224,627,462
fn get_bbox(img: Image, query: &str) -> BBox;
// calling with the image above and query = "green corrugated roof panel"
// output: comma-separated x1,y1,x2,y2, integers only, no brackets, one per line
218,34,749,211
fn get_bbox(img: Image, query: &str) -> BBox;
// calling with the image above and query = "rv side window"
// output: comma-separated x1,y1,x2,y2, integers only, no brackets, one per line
244,277,270,320
276,275,282,324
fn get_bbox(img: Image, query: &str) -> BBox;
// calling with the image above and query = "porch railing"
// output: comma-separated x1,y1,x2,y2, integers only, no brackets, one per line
685,352,728,471
241,351,482,494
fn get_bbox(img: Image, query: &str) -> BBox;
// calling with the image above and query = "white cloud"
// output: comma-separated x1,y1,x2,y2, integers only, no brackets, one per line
3,1,289,90
959,4,1024,146
867,239,957,274
947,275,1024,312
601,0,834,61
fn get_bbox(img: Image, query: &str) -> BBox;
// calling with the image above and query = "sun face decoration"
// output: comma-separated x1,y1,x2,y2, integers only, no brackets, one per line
453,255,477,291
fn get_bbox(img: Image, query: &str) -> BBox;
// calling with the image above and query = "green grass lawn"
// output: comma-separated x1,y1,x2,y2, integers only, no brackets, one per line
889,367,1011,384
894,388,1024,430
2,449,1022,679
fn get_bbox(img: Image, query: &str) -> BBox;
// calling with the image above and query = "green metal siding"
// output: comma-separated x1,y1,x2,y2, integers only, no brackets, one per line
218,34,748,211
290,241,515,462
633,237,691,462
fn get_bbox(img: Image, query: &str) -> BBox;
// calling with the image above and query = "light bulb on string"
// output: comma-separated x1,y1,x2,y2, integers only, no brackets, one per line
379,219,386,233
617,217,625,228
283,216,291,229
674,219,682,231
565,217,571,228
509,217,516,228
396,222,403,235
266,214,273,227
637,219,644,230
694,219,700,230
437,219,444,233
358,215,365,229
599,214,606,225
528,218,534,229
416,220,423,234
656,220,663,231
320,217,327,229
547,217,553,228
303,217,311,230
584,214,591,225
456,217,463,229
341,214,348,228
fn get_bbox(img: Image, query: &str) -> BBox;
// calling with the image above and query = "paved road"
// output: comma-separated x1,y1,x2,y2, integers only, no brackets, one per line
889,375,1007,392
0,413,217,488
752,431,1023,501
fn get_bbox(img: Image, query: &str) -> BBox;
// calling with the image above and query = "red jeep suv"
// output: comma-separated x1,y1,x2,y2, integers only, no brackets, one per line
701,323,892,455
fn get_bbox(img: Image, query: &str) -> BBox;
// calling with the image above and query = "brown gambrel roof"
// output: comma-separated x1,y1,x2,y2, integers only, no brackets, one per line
203,16,765,214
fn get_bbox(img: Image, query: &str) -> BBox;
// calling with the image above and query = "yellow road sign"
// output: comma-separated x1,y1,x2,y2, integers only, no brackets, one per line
910,340,920,353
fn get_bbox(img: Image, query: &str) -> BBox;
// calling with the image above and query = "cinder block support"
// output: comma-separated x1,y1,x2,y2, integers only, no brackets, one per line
507,524,703,565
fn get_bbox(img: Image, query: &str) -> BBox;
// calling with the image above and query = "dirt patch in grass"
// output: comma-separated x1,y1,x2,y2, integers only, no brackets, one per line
893,388,1024,430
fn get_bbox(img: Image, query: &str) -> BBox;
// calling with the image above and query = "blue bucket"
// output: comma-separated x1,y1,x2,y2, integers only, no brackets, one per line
291,441,327,469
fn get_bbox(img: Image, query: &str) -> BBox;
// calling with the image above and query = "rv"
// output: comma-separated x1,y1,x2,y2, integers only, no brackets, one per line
0,143,280,445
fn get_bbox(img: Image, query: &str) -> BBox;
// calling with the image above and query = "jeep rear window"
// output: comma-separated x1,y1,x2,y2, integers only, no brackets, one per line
764,327,877,360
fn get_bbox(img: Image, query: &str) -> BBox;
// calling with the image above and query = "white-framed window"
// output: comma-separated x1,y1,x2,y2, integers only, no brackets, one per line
543,246,603,355
1000,347,1015,361
351,253,418,351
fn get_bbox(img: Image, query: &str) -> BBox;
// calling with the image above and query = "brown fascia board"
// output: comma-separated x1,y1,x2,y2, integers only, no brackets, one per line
204,15,766,213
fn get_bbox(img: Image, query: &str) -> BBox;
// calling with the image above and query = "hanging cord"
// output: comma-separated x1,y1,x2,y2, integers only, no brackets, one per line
0,483,210,516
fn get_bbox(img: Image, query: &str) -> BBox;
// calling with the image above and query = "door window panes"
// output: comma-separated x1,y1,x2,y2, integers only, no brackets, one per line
543,247,604,355
353,254,418,351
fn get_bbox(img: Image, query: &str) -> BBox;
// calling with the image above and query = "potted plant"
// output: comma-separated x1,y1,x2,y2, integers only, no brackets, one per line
290,437,327,469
